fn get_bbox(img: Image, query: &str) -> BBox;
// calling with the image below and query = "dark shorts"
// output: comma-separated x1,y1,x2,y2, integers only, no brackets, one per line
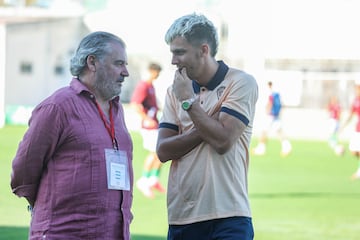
168,216,254,240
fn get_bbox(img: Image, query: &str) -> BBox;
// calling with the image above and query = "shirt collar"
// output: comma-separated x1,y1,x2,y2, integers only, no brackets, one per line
193,61,229,94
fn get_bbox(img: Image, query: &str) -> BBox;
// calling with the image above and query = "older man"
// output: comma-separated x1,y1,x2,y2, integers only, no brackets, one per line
11,31,133,240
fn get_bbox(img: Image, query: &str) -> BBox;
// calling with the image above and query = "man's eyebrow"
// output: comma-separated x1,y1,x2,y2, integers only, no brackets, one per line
114,60,127,65
172,49,186,54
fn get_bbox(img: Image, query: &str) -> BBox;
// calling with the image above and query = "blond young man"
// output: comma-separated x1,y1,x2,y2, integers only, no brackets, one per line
157,13,258,240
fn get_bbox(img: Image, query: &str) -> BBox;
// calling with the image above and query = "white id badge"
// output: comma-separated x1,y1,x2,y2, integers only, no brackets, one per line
105,149,130,191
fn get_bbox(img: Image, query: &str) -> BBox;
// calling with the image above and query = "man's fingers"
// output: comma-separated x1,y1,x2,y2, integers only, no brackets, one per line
180,67,187,77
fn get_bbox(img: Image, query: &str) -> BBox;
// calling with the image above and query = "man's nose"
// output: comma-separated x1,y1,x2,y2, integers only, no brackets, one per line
171,55,179,65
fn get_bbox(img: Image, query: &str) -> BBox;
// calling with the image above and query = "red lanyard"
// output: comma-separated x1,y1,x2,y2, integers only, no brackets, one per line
95,101,118,150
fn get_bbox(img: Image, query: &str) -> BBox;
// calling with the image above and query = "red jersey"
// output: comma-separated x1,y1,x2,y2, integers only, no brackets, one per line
351,96,360,132
131,81,158,129
328,102,341,120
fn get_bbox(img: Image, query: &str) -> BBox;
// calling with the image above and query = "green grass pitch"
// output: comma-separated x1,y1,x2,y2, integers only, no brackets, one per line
1,125,360,239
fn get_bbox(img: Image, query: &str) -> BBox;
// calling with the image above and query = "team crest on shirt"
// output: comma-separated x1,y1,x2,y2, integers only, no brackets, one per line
216,86,226,100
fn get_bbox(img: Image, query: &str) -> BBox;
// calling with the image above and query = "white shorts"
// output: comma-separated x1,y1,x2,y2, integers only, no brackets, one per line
263,115,282,133
328,118,340,134
349,132,360,152
140,129,158,152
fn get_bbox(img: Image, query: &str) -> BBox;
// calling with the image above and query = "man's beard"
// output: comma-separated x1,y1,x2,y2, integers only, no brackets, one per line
94,72,121,101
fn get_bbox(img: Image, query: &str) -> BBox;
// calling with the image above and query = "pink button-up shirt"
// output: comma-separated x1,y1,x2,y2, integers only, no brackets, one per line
11,78,133,240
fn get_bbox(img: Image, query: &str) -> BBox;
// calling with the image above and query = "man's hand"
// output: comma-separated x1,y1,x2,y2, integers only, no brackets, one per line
173,68,194,101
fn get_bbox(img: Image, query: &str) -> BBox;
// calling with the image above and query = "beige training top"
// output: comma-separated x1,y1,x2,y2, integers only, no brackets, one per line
159,61,258,225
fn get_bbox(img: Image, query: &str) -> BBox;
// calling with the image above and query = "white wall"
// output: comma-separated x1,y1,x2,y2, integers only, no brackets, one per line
0,24,5,127
5,18,86,106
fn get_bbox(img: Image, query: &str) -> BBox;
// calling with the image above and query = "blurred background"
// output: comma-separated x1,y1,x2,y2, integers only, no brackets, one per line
1,0,359,141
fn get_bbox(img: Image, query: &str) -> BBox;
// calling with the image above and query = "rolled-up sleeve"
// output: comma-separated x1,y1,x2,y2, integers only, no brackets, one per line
11,103,64,205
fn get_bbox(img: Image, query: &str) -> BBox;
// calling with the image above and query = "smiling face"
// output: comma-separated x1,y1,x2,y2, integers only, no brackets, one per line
93,41,129,101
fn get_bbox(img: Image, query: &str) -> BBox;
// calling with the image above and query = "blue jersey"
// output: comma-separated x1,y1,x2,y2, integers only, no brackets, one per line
270,92,282,117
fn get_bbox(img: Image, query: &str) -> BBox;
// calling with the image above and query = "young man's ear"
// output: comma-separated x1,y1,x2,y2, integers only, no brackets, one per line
200,43,211,58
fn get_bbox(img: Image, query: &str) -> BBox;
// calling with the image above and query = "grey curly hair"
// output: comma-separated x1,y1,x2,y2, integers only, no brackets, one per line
70,31,126,77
